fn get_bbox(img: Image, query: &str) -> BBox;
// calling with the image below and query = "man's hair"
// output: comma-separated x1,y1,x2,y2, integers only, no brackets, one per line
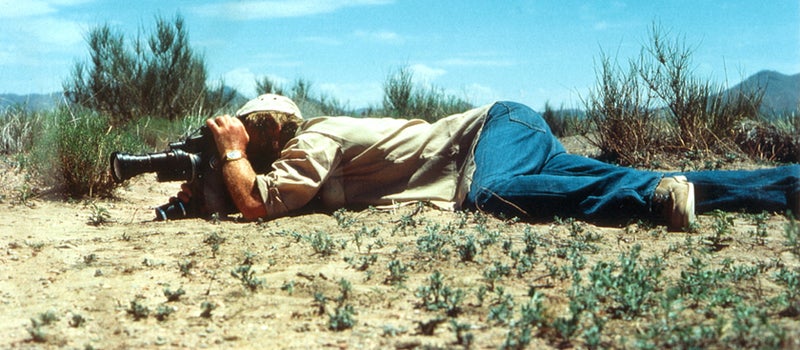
240,111,303,171
242,111,303,146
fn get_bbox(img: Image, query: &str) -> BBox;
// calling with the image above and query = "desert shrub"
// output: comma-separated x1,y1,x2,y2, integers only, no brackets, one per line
382,66,473,122
585,24,765,165
0,106,43,155
734,116,800,163
119,113,207,150
64,14,234,124
584,54,663,165
541,103,584,138
637,25,762,152
28,107,146,197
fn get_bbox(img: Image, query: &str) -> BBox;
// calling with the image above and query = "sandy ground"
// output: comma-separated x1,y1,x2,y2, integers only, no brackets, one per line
1,139,798,349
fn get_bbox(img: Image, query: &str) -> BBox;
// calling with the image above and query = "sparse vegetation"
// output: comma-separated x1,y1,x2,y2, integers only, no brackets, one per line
1,15,798,350
583,23,795,167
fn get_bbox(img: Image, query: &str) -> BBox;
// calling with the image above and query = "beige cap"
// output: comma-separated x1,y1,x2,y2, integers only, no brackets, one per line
235,94,303,119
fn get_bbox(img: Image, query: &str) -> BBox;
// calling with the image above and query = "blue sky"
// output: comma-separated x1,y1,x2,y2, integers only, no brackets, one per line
1,0,798,110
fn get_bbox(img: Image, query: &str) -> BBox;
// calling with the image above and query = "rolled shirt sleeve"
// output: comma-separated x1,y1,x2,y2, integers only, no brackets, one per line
255,134,341,219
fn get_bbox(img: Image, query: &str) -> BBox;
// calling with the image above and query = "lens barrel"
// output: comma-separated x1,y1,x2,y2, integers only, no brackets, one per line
110,150,202,183
154,199,197,221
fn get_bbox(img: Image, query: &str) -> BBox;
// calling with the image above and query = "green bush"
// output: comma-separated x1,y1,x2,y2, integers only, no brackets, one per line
541,102,585,138
584,54,663,165
64,14,233,124
382,66,473,122
1,106,43,155
584,24,766,165
28,108,146,197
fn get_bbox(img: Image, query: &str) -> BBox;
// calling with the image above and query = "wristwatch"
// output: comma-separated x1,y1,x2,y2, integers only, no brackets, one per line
223,150,245,162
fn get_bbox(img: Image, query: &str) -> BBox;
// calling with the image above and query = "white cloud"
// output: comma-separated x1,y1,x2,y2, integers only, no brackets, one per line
461,83,497,105
0,0,92,18
192,0,393,20
354,30,403,44
223,67,258,97
0,0,55,18
409,64,446,82
299,36,342,46
439,57,514,67
318,81,383,109
28,17,85,46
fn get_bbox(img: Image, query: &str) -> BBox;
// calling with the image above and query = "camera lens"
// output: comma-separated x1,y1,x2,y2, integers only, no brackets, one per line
155,200,194,221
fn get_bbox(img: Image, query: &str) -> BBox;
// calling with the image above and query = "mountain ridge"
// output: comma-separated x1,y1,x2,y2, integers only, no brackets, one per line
3,70,798,115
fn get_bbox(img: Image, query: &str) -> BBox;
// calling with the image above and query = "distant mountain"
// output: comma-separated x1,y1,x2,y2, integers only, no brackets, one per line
726,70,800,115
0,92,63,112
4,71,798,116
0,89,247,115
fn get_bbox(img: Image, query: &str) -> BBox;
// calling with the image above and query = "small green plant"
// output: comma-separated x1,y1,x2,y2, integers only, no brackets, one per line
450,319,474,347
784,213,800,258
68,313,86,328
127,296,150,320
327,278,357,331
178,260,195,277
163,286,185,302
281,280,295,295
455,234,478,262
242,251,258,265
748,211,770,245
333,208,357,228
231,264,265,292
678,256,717,308
87,203,112,226
328,304,356,331
307,230,336,256
774,268,800,316
384,259,408,286
82,253,98,265
200,301,216,318
483,261,512,291
487,287,516,325
26,311,59,343
32,310,59,326
417,223,450,258
382,324,408,337
345,254,378,271
312,292,327,316
705,210,734,250
155,304,175,321
501,322,533,350
203,231,226,257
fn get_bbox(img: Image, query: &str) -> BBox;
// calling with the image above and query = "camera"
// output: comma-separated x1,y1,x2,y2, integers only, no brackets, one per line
110,126,214,183
110,126,217,220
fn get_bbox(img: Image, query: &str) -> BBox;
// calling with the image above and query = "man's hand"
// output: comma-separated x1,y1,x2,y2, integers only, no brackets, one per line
207,115,250,157
176,183,193,204
204,114,268,220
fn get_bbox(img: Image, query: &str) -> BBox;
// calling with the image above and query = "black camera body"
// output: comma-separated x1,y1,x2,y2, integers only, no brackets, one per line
111,126,214,184
110,126,233,220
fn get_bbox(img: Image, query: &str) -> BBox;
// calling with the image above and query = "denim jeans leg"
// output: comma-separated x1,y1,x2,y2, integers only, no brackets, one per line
670,165,800,214
466,101,662,221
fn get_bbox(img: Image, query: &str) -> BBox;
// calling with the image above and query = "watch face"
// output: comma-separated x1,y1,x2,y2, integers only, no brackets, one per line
226,150,243,160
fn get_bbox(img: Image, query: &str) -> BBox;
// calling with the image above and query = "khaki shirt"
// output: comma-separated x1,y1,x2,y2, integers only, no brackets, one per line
254,104,493,219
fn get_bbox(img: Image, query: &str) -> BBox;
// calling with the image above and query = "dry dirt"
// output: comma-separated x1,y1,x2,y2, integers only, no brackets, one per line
1,139,798,349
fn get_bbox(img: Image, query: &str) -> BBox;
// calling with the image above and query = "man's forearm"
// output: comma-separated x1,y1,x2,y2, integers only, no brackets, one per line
221,159,267,219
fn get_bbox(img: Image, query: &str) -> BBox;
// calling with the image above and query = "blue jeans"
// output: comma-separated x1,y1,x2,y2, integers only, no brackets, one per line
465,101,800,222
